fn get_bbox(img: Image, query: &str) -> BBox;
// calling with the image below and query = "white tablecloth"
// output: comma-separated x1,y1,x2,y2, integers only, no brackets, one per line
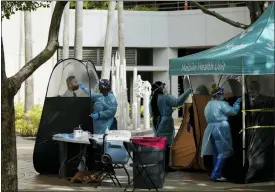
52,134,103,145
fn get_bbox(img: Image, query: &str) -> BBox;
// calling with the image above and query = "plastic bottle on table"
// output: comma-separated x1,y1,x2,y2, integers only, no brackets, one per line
105,126,110,134
74,125,82,138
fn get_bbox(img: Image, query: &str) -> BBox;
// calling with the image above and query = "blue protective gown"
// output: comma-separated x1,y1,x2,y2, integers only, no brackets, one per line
201,99,240,158
82,86,118,134
150,89,192,145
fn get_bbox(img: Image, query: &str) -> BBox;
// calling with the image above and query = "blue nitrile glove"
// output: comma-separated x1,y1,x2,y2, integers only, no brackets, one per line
233,97,241,113
186,88,193,95
187,123,191,133
79,83,87,90
90,113,100,120
236,97,242,104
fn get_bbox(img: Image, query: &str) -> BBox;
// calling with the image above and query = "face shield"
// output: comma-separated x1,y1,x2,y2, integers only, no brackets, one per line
152,82,167,96
98,79,111,93
162,83,168,94
212,88,225,100
93,83,100,93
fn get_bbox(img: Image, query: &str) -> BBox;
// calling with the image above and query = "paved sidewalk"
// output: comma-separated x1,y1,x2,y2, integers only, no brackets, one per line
17,137,274,191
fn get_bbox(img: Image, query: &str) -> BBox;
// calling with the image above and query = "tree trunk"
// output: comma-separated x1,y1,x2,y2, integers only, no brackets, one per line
51,1,57,68
24,11,34,112
63,3,70,59
1,84,17,192
1,37,18,192
74,1,83,60
1,3,67,191
246,2,262,24
101,1,116,80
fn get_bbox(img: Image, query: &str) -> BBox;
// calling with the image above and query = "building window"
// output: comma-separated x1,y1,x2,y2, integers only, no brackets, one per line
58,47,137,66
98,47,136,66
136,48,153,66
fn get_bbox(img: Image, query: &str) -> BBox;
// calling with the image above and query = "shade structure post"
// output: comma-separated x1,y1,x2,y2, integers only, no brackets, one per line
111,56,116,97
143,81,151,130
242,73,246,166
115,53,122,129
132,67,138,130
115,53,120,110
118,1,130,127
135,75,151,130
120,60,127,130
137,97,141,129
124,59,131,126
136,75,142,130
101,0,116,80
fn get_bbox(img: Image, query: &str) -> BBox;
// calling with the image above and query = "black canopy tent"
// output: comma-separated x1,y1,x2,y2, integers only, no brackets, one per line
33,58,99,174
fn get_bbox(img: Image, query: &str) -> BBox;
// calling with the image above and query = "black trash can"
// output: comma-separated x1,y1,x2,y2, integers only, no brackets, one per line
131,137,167,189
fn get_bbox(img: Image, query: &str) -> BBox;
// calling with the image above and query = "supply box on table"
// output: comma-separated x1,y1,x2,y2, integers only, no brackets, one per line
104,130,131,164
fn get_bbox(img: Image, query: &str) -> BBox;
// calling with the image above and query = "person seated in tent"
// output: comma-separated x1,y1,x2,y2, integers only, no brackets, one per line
62,76,80,97
201,83,241,181
79,79,117,134
248,81,264,107
149,81,192,172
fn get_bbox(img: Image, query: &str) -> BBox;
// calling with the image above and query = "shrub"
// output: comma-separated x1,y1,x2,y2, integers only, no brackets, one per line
70,1,158,11
126,5,159,11
128,104,152,128
15,102,24,121
140,105,144,117
15,103,43,137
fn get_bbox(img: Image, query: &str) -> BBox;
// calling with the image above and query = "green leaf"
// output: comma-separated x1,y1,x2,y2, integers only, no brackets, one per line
1,1,50,20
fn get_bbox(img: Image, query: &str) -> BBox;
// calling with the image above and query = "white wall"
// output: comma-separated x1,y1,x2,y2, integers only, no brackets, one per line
153,48,178,93
168,7,250,47
59,7,250,48
2,6,250,106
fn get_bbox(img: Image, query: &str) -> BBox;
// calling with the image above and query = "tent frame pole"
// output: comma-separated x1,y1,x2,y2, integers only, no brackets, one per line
242,74,246,166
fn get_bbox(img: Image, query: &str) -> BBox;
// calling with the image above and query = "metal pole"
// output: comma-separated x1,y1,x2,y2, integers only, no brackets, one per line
242,74,246,166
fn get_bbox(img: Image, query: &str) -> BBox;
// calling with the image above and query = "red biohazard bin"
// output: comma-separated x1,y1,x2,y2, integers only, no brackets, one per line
130,136,167,189
131,136,167,149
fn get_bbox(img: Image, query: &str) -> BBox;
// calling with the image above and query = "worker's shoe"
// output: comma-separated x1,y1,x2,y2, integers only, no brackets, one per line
165,167,176,172
216,177,227,182
210,157,225,181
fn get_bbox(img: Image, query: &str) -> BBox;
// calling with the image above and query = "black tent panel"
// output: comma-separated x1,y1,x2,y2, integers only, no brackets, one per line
245,95,275,183
186,76,274,183
33,59,99,174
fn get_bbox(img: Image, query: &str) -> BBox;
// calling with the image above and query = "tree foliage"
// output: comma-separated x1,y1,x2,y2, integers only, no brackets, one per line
1,1,50,19
69,1,158,11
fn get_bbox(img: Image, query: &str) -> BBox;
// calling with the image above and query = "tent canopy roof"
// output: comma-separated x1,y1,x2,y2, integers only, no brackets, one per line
169,3,274,76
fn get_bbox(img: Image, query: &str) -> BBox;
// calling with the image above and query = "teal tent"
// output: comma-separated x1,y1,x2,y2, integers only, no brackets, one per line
169,3,275,183
169,3,274,76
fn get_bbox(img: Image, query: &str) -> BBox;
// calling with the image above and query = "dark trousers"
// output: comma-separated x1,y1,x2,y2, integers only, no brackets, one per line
110,117,117,130
165,145,171,172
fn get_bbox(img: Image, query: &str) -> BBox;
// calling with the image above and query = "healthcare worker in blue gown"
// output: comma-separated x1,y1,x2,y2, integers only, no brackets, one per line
149,81,193,172
201,83,241,181
79,79,118,134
